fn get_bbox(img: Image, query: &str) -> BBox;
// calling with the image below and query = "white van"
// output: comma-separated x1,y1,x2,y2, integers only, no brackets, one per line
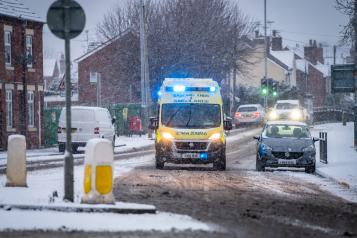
57,106,115,153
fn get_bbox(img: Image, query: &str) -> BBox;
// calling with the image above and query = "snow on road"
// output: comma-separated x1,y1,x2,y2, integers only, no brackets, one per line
0,154,213,232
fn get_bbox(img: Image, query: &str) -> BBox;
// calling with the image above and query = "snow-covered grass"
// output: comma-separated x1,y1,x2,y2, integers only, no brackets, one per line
0,154,213,232
311,122,357,192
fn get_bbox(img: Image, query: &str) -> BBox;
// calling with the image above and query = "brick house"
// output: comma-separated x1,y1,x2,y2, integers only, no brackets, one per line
236,30,328,108
75,30,141,106
0,1,44,149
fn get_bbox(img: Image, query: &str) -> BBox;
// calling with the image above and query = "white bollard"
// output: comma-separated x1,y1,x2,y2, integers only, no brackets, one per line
81,138,115,204
6,135,27,187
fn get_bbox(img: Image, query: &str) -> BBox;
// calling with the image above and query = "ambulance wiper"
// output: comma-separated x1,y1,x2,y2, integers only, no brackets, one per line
165,108,182,127
185,108,192,127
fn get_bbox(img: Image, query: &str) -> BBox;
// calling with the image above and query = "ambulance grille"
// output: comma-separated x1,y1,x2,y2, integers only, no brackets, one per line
175,142,208,150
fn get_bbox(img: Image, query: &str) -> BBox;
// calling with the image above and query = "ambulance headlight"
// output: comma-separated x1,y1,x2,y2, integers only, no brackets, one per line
290,109,302,120
209,86,216,92
162,132,174,140
209,133,221,141
173,85,186,92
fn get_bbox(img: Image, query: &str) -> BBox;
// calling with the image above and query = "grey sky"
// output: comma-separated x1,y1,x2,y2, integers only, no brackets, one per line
30,0,349,63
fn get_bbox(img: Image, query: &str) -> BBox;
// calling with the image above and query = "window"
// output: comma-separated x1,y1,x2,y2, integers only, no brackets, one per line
26,35,33,67
6,90,13,128
28,91,34,127
4,31,11,65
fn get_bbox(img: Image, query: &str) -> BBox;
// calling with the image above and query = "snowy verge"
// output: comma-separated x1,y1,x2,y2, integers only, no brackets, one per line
311,122,357,194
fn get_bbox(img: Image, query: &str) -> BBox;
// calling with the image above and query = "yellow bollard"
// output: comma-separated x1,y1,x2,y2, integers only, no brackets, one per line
81,138,115,204
6,135,27,187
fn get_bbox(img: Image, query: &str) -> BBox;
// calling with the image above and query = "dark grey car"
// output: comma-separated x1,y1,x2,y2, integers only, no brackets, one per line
254,121,319,173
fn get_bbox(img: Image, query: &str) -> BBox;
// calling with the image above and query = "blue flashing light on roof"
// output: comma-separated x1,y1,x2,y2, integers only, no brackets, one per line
157,91,162,96
209,86,216,92
173,85,186,92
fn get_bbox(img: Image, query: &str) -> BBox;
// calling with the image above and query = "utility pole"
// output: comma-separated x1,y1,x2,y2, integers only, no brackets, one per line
264,0,268,108
21,18,28,138
140,0,151,137
354,0,357,147
333,45,337,65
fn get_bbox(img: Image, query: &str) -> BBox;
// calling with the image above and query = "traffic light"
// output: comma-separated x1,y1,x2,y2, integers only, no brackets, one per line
272,81,278,97
262,87,268,95
261,77,268,96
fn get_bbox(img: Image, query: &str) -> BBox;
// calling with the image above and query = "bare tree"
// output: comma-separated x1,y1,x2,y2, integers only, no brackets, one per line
96,0,255,100
336,0,354,44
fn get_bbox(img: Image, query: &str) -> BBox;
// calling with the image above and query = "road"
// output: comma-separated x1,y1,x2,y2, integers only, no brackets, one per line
1,127,357,238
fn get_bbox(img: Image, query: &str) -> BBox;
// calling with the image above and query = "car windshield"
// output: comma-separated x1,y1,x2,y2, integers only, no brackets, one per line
238,106,258,112
60,109,95,122
262,124,311,139
276,103,299,110
162,103,221,129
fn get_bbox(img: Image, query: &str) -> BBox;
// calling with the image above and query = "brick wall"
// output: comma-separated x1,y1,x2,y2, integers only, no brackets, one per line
0,16,44,149
78,32,141,106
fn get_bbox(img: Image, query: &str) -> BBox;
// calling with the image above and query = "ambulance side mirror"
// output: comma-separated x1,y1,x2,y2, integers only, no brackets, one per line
149,117,159,130
224,118,233,131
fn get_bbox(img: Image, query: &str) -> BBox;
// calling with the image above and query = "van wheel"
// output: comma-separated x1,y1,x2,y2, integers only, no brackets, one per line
155,153,164,169
72,144,78,154
58,143,65,153
112,136,116,149
213,149,226,171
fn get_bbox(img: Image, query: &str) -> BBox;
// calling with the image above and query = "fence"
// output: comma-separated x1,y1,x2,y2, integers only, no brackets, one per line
313,107,354,124
319,132,328,164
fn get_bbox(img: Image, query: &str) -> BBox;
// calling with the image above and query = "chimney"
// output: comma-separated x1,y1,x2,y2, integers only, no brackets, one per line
271,29,282,51
59,53,65,75
304,39,324,64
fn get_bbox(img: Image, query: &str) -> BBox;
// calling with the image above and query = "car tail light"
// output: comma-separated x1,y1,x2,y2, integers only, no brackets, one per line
254,112,260,117
94,127,100,134
235,112,241,118
57,127,62,133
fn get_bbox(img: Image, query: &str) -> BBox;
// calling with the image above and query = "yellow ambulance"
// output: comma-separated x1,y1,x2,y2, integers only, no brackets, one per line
149,78,232,170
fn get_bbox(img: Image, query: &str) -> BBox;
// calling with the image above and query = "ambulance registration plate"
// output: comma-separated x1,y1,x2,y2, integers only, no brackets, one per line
181,153,200,159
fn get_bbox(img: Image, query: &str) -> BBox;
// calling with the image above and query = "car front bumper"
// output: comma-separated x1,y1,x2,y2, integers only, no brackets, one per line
259,152,315,168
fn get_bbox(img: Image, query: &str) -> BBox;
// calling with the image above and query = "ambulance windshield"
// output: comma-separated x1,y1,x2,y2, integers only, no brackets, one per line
162,103,221,128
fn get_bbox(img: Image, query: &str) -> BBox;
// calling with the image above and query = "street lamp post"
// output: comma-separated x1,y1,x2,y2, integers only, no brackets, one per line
264,0,268,108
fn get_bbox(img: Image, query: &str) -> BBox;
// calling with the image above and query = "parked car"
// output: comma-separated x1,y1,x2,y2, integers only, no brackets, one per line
234,104,265,127
254,120,318,173
57,106,115,153
267,100,310,123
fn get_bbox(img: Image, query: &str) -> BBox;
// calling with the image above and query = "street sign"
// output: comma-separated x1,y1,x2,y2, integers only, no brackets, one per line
46,0,86,203
47,0,86,40
331,64,355,93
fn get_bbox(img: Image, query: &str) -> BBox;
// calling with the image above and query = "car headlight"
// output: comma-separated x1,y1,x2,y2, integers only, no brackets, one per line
290,109,302,120
259,143,272,156
209,132,221,141
162,132,174,140
268,110,278,120
302,144,315,152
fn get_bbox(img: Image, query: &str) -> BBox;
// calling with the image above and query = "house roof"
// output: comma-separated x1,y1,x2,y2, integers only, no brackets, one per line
0,0,44,23
269,50,295,70
75,29,135,63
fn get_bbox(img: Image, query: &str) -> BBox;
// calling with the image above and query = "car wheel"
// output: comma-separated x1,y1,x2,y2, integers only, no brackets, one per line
155,153,165,169
213,149,226,171
58,143,65,153
305,164,315,173
256,156,265,171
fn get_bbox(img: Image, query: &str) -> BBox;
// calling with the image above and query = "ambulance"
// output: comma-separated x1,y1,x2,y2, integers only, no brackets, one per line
149,78,232,170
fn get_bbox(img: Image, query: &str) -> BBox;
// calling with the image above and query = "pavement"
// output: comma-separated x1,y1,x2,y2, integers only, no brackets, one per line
311,122,357,192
